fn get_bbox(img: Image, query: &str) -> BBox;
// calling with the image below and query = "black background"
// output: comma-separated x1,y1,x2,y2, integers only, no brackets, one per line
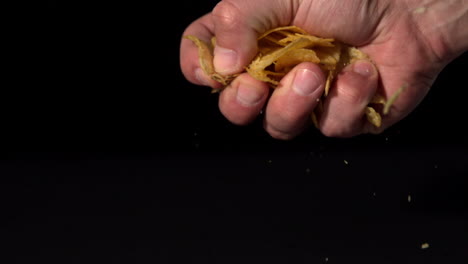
1,1,467,263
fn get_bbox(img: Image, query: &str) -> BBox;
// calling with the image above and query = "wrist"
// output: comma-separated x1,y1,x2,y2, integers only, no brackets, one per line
407,0,468,63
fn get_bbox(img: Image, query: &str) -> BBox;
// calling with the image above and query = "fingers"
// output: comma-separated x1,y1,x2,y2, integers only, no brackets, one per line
218,73,270,125
319,60,379,137
212,0,294,75
264,62,326,140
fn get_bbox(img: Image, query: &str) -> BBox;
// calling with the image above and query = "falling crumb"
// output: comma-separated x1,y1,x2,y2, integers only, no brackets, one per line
434,164,438,169
408,195,412,203
414,7,426,14
344,160,349,165
373,192,377,197
268,160,272,164
325,257,329,262
306,168,311,174
385,137,389,142
421,243,430,249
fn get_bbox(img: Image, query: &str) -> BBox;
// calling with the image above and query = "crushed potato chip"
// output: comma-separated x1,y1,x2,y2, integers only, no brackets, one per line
384,84,406,115
365,107,382,128
185,26,404,128
183,35,234,86
421,243,430,249
275,49,320,72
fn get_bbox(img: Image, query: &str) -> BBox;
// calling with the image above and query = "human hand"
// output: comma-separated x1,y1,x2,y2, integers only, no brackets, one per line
180,0,468,139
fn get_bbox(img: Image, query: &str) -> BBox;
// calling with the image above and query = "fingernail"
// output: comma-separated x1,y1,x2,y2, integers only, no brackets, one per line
353,60,375,78
293,69,322,96
236,83,263,106
195,68,211,86
214,46,238,75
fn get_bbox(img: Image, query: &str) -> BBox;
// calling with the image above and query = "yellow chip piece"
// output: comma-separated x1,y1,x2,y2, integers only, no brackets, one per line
184,35,215,76
275,49,320,72
365,107,382,128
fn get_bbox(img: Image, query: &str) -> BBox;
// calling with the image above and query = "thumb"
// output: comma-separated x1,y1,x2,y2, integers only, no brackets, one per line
211,0,294,75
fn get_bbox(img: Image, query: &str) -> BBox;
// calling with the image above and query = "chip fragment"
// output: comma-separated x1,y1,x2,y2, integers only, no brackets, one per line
183,35,234,86
185,26,404,128
365,107,382,128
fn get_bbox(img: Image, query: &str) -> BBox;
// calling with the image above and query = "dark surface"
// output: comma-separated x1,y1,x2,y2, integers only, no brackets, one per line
2,2,467,263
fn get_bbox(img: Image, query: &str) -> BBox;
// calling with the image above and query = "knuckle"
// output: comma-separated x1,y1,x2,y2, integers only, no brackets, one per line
212,0,243,30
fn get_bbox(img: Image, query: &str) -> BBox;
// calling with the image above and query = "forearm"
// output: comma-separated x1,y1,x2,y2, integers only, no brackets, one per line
407,0,468,62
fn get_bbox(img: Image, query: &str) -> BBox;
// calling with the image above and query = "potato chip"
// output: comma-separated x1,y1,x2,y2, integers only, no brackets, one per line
184,35,215,76
324,70,334,96
262,35,288,46
311,112,319,129
315,46,341,67
279,34,335,48
184,35,234,86
365,107,382,127
247,37,317,85
185,26,404,128
370,94,387,105
384,84,406,114
275,49,320,72
257,26,308,40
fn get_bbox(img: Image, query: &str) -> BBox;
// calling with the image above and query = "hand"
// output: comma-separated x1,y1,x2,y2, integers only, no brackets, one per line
180,0,467,139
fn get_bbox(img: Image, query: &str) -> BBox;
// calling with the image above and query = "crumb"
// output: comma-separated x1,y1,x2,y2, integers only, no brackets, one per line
325,257,329,262
306,168,311,174
344,160,349,165
421,243,429,249
408,195,411,203
268,160,272,164
373,192,377,197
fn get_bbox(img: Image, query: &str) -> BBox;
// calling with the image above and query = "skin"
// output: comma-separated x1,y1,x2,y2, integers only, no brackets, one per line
180,0,468,139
